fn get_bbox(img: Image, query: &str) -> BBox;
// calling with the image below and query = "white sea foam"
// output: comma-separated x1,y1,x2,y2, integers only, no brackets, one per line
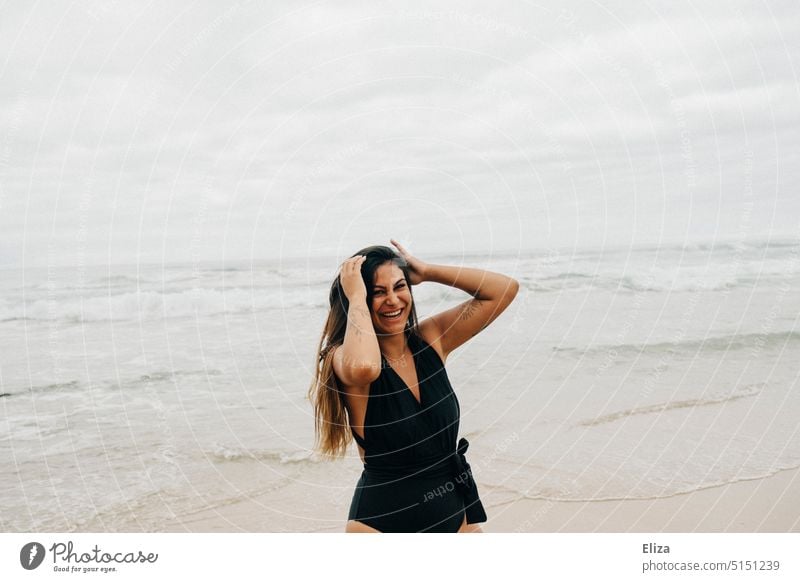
1,286,327,322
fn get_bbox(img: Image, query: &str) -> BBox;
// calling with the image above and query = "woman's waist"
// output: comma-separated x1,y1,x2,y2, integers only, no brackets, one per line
361,451,456,481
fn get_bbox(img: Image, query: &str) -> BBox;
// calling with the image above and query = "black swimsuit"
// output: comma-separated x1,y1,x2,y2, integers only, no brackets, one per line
346,331,487,532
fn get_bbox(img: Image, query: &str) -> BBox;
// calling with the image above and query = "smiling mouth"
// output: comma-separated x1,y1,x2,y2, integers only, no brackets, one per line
380,308,404,320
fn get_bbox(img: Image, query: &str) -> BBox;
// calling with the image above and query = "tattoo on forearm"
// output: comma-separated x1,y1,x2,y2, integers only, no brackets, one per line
459,299,483,321
351,306,371,319
349,306,372,336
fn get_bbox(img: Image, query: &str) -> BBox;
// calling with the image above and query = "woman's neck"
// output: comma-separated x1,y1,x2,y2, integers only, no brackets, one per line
378,332,408,359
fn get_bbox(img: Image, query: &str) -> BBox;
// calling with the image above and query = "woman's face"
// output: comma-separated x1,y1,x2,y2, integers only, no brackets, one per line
369,261,412,336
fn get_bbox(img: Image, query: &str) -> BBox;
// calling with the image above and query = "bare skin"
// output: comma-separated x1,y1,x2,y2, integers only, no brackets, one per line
334,239,519,533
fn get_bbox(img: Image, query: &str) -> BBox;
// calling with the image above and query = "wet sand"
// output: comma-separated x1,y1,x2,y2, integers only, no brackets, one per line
484,466,800,532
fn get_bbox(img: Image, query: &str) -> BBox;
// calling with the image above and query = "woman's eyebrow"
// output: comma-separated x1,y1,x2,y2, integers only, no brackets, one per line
372,278,405,289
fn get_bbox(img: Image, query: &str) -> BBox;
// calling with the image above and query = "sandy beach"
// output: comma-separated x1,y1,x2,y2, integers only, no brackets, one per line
484,466,800,533
156,466,800,533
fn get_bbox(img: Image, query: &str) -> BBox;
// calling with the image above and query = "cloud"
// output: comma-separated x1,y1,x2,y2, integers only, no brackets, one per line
1,1,798,267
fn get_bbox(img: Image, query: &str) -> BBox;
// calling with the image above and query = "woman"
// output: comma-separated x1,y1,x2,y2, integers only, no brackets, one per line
309,239,519,532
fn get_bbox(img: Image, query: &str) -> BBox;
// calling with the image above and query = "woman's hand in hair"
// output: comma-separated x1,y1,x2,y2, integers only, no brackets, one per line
390,239,429,286
339,255,368,300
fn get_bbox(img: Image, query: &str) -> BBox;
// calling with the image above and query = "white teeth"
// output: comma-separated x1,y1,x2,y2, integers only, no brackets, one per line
381,309,402,317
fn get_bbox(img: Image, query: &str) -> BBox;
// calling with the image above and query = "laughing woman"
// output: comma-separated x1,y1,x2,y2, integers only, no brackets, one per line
309,239,519,533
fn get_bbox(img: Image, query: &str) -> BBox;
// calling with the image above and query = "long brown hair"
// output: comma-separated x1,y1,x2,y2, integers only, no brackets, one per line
308,245,421,458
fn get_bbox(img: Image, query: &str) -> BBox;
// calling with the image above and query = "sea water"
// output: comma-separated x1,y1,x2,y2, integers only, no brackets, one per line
1,240,798,532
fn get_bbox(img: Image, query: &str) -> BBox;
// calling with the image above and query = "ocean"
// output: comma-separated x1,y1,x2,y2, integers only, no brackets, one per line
2,239,799,532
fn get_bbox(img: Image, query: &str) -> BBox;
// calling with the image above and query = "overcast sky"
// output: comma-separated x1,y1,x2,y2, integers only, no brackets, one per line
2,0,798,267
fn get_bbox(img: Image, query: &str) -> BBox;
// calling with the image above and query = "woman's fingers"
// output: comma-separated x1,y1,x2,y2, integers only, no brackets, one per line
390,239,406,256
339,255,367,300
341,255,365,274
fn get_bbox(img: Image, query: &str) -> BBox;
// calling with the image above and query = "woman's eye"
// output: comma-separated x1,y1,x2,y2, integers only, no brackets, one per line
373,284,404,295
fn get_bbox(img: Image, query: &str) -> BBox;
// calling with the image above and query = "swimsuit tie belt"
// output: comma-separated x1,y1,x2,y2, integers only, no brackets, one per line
451,437,487,524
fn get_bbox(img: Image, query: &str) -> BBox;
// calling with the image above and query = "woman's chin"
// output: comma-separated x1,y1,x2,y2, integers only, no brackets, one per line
378,320,408,334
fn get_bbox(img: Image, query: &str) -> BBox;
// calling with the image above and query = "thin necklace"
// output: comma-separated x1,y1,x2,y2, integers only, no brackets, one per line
383,344,409,368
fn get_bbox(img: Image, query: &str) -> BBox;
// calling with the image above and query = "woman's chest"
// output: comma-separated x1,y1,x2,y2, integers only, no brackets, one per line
365,365,460,450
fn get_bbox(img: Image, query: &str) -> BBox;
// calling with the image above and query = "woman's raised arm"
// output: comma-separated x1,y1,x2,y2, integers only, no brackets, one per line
332,255,381,388
390,237,518,360
422,263,519,359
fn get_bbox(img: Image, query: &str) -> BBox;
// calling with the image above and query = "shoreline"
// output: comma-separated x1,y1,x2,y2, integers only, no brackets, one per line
485,466,800,532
